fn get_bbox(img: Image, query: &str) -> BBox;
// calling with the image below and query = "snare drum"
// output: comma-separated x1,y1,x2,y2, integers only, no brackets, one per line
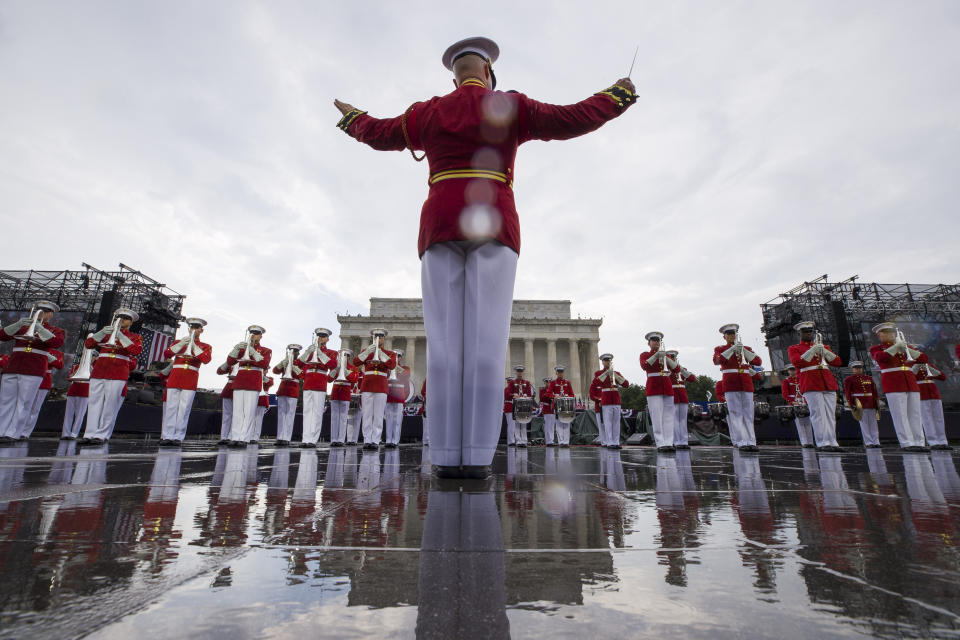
512,397,535,425
794,404,810,418
754,401,770,420
776,405,795,422
553,396,576,423
708,402,728,418
688,403,703,418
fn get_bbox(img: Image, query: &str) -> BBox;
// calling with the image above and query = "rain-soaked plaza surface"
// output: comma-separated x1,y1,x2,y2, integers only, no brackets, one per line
0,440,959,639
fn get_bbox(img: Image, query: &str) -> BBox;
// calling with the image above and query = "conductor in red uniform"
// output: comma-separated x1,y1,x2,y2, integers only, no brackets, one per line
334,37,636,478
787,321,842,452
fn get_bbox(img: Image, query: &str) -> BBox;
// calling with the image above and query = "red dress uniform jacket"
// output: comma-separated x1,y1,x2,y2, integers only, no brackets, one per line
548,379,575,399
671,368,695,404
539,385,553,414
504,379,534,412
712,345,761,393
1,322,66,377
589,383,602,412
66,364,89,398
869,342,928,393
715,381,726,403
40,350,64,390
640,351,676,396
353,349,397,394
388,366,412,404
259,377,274,407
338,80,636,256
227,344,272,392
296,347,339,392
272,367,302,399
163,340,213,390
329,365,359,402
843,374,879,409
87,330,143,381
787,342,840,393
781,376,799,404
590,369,629,405
914,365,946,400
216,362,235,399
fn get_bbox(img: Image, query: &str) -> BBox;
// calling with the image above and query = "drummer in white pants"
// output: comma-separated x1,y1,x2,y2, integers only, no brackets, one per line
215,362,235,444
787,321,842,452
548,366,575,447
327,350,357,446
843,361,881,448
505,367,534,447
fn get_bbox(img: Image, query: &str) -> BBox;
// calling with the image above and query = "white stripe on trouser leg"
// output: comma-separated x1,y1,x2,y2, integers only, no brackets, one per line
361,392,387,444
20,388,49,438
920,399,947,446
329,400,348,443
277,397,297,441
673,402,689,446
885,392,924,448
724,391,756,447
62,396,88,438
602,405,621,446
803,391,838,447
505,414,515,445
385,403,403,444
0,374,43,438
647,395,675,447
301,391,326,444
82,378,126,440
220,398,233,440
794,417,814,446
422,241,518,467
543,414,556,445
857,412,879,446
230,390,259,442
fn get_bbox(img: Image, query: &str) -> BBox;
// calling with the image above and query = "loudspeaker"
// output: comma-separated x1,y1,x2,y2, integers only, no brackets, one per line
831,301,852,365
96,289,118,327
625,432,649,445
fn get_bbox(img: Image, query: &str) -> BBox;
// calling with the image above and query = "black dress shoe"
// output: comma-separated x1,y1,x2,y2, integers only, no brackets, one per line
902,445,930,453
561,443,570,448
433,465,491,479
931,444,953,450
18,436,28,441
248,440,259,445
329,441,343,447
228,440,247,448
802,444,816,449
301,441,317,448
817,445,842,453
865,444,882,449
346,441,358,446
657,446,676,453
275,440,290,447
675,444,691,450
739,445,759,452
60,436,76,441
507,443,516,447
362,443,378,450
0,436,14,443
546,443,556,447
217,439,229,445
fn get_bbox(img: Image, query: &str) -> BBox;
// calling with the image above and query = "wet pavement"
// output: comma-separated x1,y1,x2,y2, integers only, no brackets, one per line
0,440,959,639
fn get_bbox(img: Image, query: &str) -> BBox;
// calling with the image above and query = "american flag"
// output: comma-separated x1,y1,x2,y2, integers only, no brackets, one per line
136,329,174,370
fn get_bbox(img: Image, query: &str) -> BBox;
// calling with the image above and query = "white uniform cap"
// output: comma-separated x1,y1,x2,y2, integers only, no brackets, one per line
247,324,265,334
719,323,739,333
599,353,613,360
286,343,302,351
314,327,332,337
442,36,500,70
185,317,207,327
849,360,864,367
793,320,815,331
554,364,566,372
542,378,550,383
341,349,353,357
513,365,525,372
644,331,664,341
371,328,388,337
34,300,60,313
116,307,139,322
872,322,896,334
395,349,404,358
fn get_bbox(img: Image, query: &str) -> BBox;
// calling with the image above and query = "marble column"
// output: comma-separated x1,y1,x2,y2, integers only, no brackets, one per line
547,339,557,376
569,340,583,399
588,339,600,371
524,339,535,378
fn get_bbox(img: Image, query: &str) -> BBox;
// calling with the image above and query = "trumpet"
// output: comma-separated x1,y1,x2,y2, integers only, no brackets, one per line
69,335,96,381
104,314,123,347
814,331,826,368
735,329,747,364
309,332,323,364
183,327,198,358
242,330,255,361
374,335,382,363
22,306,43,340
605,357,617,384
335,350,349,381
282,346,299,381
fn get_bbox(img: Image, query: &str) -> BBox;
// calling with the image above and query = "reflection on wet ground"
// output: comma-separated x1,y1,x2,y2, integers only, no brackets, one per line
0,440,959,638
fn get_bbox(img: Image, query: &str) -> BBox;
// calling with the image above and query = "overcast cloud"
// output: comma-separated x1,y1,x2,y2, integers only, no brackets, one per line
1,1,958,389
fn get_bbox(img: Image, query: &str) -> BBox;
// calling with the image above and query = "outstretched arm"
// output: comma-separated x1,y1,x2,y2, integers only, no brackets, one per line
518,77,636,143
334,98,422,151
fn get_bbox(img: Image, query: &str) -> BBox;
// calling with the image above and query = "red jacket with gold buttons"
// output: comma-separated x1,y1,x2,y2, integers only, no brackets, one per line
787,341,840,393
869,342,928,393
781,376,799,404
671,368,695,403
843,374,879,409
163,340,213,390
590,369,629,405
296,347,339,392
353,348,398,394
1,322,65,377
504,379,534,412
387,366,411,404
258,377,274,407
40,350,64,390
914,365,946,401
329,365,359,402
272,364,302,399
87,330,143,381
712,344,761,393
640,351,676,396
227,344,272,392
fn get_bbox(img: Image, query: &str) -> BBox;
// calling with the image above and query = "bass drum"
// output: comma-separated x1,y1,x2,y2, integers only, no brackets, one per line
512,397,535,425
754,401,771,421
776,405,795,422
688,403,703,418
708,402,728,418
553,396,576,423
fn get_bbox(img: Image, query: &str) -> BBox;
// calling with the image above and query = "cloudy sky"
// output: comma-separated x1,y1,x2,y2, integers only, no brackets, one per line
2,1,958,389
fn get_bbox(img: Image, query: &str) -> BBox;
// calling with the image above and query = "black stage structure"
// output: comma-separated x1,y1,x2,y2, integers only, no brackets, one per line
0,263,185,389
760,275,960,408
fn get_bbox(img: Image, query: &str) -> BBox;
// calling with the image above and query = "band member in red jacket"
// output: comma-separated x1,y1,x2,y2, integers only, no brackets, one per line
272,344,303,446
159,318,212,445
713,324,761,452
225,325,271,447
591,354,629,449
915,361,950,450
62,346,96,440
0,300,65,442
782,365,814,447
505,366,534,447
539,377,555,446
548,366,575,447
843,361,880,447
869,322,929,451
80,308,143,444
353,329,397,450
640,331,677,452
335,37,636,478
216,361,235,444
503,376,516,447
328,349,358,447
668,351,696,449
21,349,63,439
385,350,411,447
787,321,842,452
296,328,338,447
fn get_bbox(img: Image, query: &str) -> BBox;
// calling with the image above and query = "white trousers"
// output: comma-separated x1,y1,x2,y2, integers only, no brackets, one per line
725,391,756,447
302,390,326,444
230,390,259,442
255,406,268,440
161,388,196,441
220,398,233,440
361,391,387,444
543,414,556,445
385,402,404,444
83,378,126,440
0,373,43,438
62,396,89,438
857,411,879,446
602,405,621,446
803,391,838,448
276,396,298,441
514,416,528,445
20,388,49,438
346,404,361,443
647,394,675,448
504,414,515,445
421,241,518,467
330,399,349,443
794,416,815,446
673,402,689,446
886,392,924,448
921,399,947,446
555,416,571,445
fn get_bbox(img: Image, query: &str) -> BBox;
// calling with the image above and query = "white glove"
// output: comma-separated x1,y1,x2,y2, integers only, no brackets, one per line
822,347,836,362
645,353,660,366
94,327,111,340
801,346,817,362
906,346,922,361
230,342,246,358
249,348,264,362
358,345,376,359
742,348,757,361
664,356,677,370
117,332,133,348
278,357,290,369
884,344,900,357
34,325,55,341
721,346,738,359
